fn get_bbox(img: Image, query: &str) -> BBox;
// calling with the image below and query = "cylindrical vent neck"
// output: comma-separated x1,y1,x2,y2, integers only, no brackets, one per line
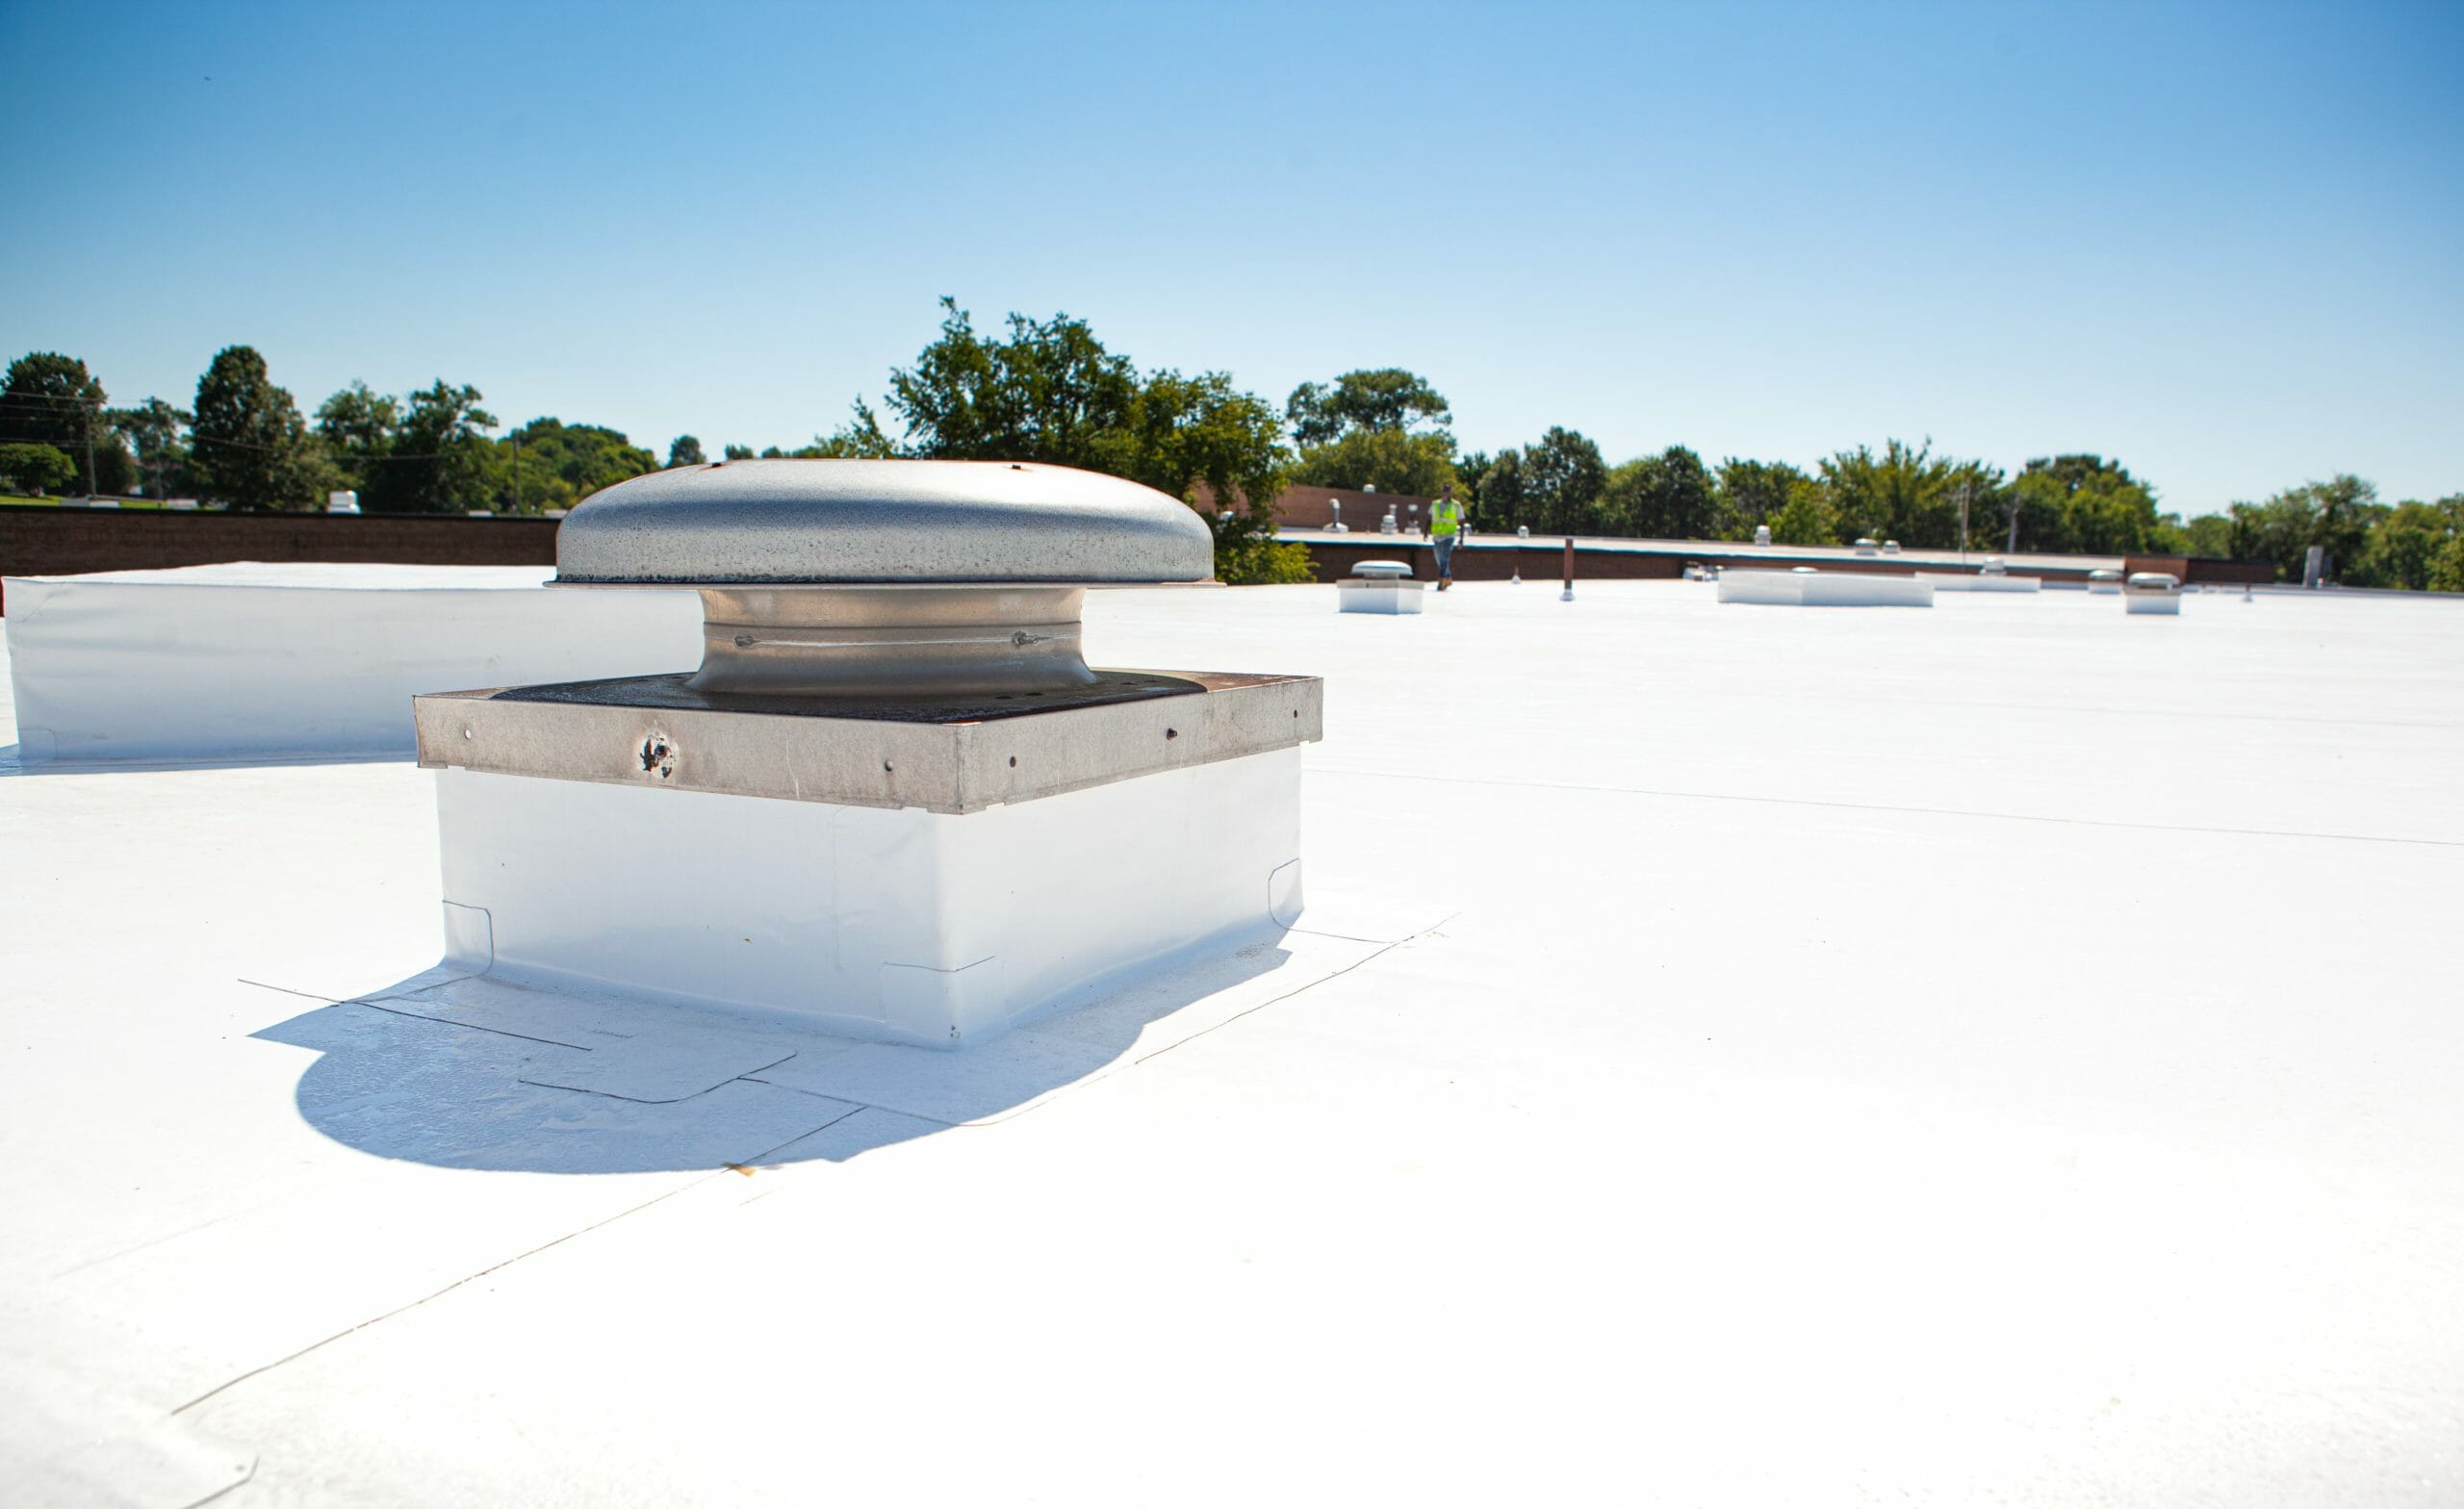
688,585,1094,698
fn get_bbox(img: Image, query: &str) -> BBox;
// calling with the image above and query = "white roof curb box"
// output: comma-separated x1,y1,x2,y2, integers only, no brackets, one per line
1922,567,2041,594
1717,569,1936,607
2125,571,2184,616
1337,558,1424,614
414,459,1324,1048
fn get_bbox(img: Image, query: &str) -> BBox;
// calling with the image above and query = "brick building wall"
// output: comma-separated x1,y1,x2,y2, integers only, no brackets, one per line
0,509,558,612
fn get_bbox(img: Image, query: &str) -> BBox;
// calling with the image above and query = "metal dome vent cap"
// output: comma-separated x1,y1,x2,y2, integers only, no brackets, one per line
553,459,1217,697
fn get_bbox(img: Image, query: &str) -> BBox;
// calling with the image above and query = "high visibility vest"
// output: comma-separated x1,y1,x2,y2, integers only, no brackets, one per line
1433,498,1463,537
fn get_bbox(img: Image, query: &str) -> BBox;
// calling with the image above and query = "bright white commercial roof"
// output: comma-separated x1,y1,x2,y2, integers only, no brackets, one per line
4,578,2460,1504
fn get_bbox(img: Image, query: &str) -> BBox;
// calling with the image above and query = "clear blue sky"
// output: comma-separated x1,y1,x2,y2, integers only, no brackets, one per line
5,0,2458,515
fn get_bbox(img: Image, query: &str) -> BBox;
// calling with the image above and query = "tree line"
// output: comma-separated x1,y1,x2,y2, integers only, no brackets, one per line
5,317,2458,590
1283,369,2462,591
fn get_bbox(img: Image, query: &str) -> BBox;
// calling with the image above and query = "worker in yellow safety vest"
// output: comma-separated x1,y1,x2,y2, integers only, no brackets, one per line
1430,482,1465,591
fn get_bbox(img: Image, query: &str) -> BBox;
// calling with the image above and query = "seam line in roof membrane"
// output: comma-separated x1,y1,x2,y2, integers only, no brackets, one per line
1315,768,2464,851
47,1200,299,1286
1284,927,1410,945
167,1112,859,1419
234,977,347,1005
239,978,588,1051
1129,918,1449,1068
356,998,591,1052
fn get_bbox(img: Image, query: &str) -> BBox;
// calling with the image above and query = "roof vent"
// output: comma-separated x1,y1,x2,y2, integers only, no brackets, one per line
554,459,1214,698
415,459,1322,1051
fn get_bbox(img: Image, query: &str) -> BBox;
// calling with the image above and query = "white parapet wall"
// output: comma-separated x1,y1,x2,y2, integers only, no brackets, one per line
1717,569,1935,607
2,564,700,764
1921,573,2042,593
432,748,1304,1048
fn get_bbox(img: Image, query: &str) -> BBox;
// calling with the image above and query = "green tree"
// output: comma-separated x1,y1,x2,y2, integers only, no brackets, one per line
315,380,398,496
1287,367,1452,504
2,351,133,494
1469,448,1525,532
1285,369,1450,448
865,299,1300,583
1453,448,1492,514
2234,474,2377,582
887,298,1136,467
667,435,706,468
1714,458,1810,540
722,443,756,461
0,443,77,495
499,418,656,513
2179,513,2237,559
2429,524,2464,594
363,382,496,513
1764,478,1840,545
1107,370,1308,584
191,345,330,511
109,397,192,498
2301,473,2375,579
2222,496,2309,580
1598,458,1648,535
1820,440,1995,550
792,401,897,458
1517,427,1606,535
1600,446,1717,539
2004,454,2169,554
1288,427,1456,498
2350,497,2462,590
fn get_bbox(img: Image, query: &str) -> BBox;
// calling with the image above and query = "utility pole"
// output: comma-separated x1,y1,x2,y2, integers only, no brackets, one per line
508,434,521,513
1957,480,1970,562
84,396,99,497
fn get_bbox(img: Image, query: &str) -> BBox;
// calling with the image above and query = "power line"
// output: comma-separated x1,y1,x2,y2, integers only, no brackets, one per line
0,392,110,408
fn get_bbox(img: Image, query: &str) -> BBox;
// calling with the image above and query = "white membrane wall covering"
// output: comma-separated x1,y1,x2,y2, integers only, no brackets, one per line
1920,573,2042,593
1337,578,1426,614
1717,570,1936,607
433,747,1305,1047
2,565,701,763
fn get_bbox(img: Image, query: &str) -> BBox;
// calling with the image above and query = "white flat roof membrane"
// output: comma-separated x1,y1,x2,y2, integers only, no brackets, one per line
3,580,2460,1504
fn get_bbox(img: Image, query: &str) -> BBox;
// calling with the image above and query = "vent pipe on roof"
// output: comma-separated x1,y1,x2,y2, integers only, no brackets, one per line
414,460,1324,1050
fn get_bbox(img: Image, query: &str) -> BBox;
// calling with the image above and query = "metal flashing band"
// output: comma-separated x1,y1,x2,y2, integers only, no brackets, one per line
415,670,1323,815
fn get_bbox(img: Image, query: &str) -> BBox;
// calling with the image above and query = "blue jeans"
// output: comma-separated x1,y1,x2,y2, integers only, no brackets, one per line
1432,535,1457,576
